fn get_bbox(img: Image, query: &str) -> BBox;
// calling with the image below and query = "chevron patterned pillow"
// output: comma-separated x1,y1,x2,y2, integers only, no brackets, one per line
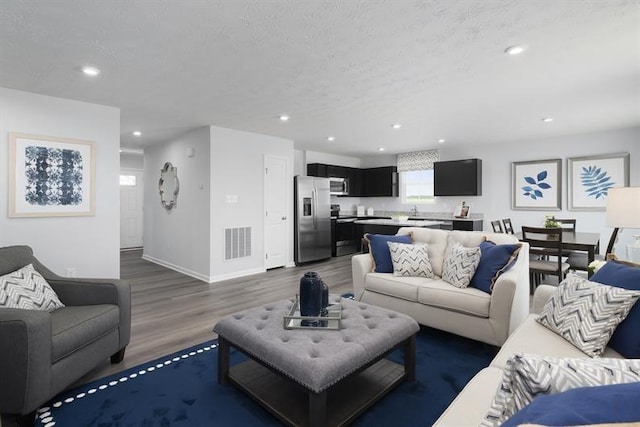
0,264,65,312
387,242,434,278
482,354,640,427
441,242,481,288
537,275,640,357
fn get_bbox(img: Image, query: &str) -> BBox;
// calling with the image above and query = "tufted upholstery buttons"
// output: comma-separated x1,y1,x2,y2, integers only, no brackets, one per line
281,337,289,343
265,306,273,311
260,314,269,320
255,323,265,330
233,314,244,320
388,313,397,318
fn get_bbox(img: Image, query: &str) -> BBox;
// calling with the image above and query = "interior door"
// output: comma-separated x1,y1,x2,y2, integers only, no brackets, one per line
264,155,289,269
120,169,144,249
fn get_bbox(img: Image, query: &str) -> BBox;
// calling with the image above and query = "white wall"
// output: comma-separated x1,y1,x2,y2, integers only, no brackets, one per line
306,150,362,168
120,152,144,170
0,88,121,277
142,127,211,280
297,126,640,256
209,126,294,281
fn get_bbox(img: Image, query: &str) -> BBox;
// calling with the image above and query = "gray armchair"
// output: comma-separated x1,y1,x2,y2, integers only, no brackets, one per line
0,245,131,427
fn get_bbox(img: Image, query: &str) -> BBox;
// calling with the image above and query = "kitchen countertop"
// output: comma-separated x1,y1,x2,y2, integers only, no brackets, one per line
354,219,444,227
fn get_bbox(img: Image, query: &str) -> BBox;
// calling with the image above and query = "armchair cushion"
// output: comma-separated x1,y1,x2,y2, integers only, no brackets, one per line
0,264,64,312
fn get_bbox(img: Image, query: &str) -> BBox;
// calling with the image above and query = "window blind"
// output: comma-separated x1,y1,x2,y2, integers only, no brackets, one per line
397,149,439,172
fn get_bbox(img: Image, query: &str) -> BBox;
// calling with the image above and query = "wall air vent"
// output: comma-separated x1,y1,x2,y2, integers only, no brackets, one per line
225,227,252,260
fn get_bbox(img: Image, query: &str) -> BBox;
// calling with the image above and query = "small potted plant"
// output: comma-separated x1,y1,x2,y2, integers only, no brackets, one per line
543,215,560,228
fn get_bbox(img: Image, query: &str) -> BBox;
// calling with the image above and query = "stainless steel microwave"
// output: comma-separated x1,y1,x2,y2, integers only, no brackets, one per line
329,177,349,196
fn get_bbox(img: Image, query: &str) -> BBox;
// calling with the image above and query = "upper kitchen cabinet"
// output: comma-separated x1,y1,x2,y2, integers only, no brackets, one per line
362,166,398,197
307,163,397,197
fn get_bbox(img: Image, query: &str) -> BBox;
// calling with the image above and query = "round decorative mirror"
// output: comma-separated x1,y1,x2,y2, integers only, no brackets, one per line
158,162,179,210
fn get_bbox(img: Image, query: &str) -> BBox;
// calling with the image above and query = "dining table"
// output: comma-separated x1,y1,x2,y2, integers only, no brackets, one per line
515,230,601,277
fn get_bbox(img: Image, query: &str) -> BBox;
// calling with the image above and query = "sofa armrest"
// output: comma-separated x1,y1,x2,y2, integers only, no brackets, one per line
531,284,557,314
352,253,373,300
0,309,52,414
488,242,530,344
44,274,132,350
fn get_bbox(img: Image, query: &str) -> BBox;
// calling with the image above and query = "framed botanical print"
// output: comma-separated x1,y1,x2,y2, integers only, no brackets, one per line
9,133,95,217
512,159,562,210
568,153,629,211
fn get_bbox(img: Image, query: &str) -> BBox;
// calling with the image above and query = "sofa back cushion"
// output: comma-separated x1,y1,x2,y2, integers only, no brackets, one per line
396,228,449,277
0,245,34,276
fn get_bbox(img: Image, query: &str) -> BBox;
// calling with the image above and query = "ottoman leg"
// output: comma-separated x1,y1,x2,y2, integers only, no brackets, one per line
218,336,230,385
404,335,416,382
309,390,327,427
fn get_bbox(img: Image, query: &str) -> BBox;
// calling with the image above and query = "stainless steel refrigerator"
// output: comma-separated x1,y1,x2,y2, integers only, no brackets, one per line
294,176,331,265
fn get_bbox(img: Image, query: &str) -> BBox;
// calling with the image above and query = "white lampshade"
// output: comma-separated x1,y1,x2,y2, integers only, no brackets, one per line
606,187,640,229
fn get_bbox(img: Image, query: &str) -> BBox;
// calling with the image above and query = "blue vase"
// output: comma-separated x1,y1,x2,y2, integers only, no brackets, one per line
320,279,329,327
300,272,322,326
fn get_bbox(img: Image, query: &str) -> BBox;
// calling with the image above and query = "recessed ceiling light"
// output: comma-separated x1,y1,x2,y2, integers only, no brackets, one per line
391,124,402,129
81,66,100,76
279,115,290,122
378,147,385,152
132,131,142,136
505,45,527,55
327,136,335,142
438,139,446,144
542,117,554,122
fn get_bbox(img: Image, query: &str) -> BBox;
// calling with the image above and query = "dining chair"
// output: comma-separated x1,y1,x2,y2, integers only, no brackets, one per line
490,220,504,233
554,218,576,231
521,226,570,291
553,218,595,272
502,218,514,234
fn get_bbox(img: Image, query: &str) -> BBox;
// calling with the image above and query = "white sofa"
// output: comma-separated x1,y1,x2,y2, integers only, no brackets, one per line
433,284,625,426
352,228,530,347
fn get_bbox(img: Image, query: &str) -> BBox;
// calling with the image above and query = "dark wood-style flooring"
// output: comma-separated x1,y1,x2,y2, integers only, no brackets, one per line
80,250,354,384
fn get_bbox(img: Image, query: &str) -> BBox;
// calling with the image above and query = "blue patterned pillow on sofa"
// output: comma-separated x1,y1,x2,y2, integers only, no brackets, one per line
470,241,521,294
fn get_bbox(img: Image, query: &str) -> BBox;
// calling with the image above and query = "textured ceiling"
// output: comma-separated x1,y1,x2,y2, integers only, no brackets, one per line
1,0,638,157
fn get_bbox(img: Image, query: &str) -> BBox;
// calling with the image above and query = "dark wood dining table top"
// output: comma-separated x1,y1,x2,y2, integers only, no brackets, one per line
515,230,601,251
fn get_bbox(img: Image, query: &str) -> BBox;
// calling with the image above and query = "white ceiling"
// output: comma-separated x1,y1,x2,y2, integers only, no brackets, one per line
1,1,638,157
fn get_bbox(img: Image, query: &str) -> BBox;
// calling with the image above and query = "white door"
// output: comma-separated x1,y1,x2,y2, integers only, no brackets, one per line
120,169,144,249
264,155,289,269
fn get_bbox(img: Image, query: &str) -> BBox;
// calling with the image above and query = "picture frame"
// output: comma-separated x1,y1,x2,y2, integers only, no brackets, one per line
567,153,629,211
9,132,95,217
511,159,562,210
454,203,471,218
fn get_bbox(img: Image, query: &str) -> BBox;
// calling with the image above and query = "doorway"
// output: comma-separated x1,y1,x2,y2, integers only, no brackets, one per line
120,169,144,249
264,155,289,269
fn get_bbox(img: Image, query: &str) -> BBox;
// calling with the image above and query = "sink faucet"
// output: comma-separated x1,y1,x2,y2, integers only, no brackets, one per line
411,205,419,217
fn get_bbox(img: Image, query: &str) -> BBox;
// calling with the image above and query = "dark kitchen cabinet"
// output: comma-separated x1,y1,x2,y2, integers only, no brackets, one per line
452,219,483,231
307,163,397,197
362,166,398,197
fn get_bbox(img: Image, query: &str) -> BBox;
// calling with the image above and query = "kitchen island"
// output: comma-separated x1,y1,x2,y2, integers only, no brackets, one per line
354,218,443,237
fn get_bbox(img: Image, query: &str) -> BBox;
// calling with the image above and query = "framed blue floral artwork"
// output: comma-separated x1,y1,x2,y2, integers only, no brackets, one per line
568,153,629,211
512,159,562,210
9,133,95,217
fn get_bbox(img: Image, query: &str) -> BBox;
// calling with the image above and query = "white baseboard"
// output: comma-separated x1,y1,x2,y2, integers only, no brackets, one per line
141,254,210,282
208,267,266,283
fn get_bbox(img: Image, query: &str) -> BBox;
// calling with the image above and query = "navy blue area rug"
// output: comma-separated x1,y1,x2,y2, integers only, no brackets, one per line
35,326,497,427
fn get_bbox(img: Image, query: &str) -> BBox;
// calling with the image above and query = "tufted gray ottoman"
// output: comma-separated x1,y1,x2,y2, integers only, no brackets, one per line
213,295,419,427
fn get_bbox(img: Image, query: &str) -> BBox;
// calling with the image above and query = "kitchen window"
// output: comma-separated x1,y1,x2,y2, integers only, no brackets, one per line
397,149,438,204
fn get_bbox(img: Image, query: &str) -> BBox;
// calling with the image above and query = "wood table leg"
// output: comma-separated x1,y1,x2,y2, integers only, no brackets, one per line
218,336,230,385
309,390,327,427
404,334,416,382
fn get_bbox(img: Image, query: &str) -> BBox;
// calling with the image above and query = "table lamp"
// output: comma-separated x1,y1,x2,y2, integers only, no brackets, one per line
605,186,640,262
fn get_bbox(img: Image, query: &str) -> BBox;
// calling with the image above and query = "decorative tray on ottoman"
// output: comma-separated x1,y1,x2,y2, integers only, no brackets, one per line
283,296,342,330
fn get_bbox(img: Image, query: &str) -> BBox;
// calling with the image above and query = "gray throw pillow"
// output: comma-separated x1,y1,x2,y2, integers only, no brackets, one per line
387,242,434,278
442,242,481,288
0,263,65,312
482,354,640,426
537,274,640,357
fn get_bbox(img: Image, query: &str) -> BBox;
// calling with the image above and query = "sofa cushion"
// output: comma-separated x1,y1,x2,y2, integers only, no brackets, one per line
502,382,640,427
0,263,65,312
441,243,481,288
470,241,521,294
536,275,640,357
483,354,640,427
397,228,449,277
387,242,434,278
364,273,423,302
490,315,623,370
51,304,120,363
364,233,412,273
417,279,491,317
589,259,640,358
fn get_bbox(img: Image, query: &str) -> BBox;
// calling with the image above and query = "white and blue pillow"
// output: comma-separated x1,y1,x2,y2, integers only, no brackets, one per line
387,242,434,278
364,233,412,273
442,243,481,288
0,264,65,312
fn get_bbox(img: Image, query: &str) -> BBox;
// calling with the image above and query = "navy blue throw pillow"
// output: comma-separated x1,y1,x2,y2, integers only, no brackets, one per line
502,382,640,427
589,260,640,358
470,241,521,294
365,233,412,273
